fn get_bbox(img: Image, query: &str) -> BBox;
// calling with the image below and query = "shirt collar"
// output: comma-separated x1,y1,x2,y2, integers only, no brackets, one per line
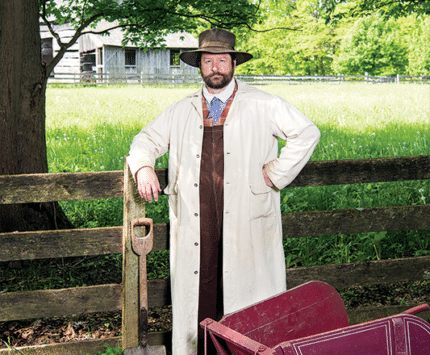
203,77,236,104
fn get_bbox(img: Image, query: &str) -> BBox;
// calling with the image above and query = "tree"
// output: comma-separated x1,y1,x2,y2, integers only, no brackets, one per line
320,0,430,23
407,17,430,75
235,0,352,75
0,0,261,233
332,14,408,76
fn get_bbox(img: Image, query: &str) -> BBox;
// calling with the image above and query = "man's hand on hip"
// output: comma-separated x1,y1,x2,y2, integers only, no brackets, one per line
262,165,274,188
136,167,162,202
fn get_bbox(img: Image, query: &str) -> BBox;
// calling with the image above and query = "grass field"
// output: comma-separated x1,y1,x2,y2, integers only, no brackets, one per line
45,83,430,272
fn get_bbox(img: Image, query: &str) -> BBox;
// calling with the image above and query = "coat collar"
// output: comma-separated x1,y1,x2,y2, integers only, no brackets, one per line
187,78,259,121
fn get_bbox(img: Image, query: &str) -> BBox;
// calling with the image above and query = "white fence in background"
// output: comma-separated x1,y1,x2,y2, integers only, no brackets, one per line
47,72,430,86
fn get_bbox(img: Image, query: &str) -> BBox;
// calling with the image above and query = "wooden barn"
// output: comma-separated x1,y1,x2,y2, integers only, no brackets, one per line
40,22,81,76
40,20,199,78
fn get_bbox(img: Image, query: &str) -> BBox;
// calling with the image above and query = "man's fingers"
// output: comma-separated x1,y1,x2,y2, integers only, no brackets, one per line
144,185,153,203
136,167,162,202
152,188,159,202
262,165,274,187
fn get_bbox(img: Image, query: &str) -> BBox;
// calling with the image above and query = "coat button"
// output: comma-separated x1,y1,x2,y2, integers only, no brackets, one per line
194,213,198,217
199,125,203,129
194,183,198,187
194,242,199,246
194,270,199,274
196,154,200,158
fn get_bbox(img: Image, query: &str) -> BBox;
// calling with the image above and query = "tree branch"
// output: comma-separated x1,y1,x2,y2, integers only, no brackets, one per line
40,8,63,47
81,22,153,36
162,9,302,32
45,13,103,75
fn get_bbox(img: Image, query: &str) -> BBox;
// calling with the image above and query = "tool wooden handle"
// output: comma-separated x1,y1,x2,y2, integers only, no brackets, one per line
131,217,154,256
402,304,430,315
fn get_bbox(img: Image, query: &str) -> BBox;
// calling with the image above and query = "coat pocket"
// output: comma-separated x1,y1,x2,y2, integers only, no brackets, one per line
249,181,275,220
164,182,178,219
164,181,178,196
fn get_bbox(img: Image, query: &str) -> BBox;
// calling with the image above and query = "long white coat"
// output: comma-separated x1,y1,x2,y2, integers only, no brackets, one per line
128,79,320,354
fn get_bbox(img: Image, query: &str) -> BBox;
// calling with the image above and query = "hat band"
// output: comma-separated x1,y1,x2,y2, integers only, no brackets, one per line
201,41,234,50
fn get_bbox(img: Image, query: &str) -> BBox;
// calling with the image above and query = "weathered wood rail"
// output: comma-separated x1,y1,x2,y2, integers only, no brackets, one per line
1,155,429,354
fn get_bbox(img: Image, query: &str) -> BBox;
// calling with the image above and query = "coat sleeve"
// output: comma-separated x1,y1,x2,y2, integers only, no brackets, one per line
263,96,320,190
126,105,173,180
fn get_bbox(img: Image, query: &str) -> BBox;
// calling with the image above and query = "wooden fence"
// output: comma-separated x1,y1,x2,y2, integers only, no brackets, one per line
1,155,430,354
47,73,430,86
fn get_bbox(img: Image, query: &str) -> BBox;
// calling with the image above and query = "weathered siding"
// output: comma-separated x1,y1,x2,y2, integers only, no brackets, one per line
40,23,80,74
140,48,197,75
104,46,125,74
105,47,198,75
40,21,198,77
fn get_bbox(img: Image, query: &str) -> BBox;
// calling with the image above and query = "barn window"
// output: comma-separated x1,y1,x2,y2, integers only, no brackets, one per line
41,38,53,65
125,49,136,67
170,49,180,67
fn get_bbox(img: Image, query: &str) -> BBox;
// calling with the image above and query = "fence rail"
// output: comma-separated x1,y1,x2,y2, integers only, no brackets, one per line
1,155,430,354
47,72,430,86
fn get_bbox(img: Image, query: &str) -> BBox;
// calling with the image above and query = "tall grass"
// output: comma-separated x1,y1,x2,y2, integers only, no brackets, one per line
46,83,430,267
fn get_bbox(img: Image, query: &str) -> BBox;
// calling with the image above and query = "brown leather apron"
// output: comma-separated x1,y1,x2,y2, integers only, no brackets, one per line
197,85,237,354
197,125,225,355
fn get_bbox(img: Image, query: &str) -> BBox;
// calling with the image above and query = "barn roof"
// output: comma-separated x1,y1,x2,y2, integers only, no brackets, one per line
79,20,198,53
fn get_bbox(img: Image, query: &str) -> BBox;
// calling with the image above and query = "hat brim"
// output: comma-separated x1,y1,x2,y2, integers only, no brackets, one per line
180,47,253,67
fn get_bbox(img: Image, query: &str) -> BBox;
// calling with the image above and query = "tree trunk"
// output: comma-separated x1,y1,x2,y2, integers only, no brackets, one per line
0,0,72,233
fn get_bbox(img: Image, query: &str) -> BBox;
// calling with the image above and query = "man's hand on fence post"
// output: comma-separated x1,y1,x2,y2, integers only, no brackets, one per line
136,167,161,202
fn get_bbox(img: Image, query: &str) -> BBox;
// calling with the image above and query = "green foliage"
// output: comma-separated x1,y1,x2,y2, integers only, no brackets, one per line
86,344,123,355
38,0,430,76
235,0,352,76
1,254,122,293
332,14,408,76
407,17,430,75
38,0,261,75
233,0,429,76
320,0,430,23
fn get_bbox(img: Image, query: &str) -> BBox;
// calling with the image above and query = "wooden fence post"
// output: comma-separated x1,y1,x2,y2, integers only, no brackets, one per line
122,161,147,351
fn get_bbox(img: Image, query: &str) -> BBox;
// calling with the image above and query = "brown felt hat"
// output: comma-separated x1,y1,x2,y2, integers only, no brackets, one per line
180,28,253,68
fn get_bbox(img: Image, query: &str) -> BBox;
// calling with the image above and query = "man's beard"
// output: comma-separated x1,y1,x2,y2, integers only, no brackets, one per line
202,70,234,89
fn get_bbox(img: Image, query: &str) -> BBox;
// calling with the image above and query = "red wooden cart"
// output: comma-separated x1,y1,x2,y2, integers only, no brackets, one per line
200,281,430,354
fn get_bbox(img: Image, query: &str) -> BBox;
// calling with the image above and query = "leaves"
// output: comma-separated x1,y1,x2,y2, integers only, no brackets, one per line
332,14,409,76
235,0,351,76
38,0,261,76
320,0,430,23
407,17,430,75
39,0,261,48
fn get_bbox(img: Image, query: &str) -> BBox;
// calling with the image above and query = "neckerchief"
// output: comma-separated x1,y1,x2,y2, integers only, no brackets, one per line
202,82,238,127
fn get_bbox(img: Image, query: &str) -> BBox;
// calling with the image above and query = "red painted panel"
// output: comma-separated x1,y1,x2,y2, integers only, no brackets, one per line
200,281,430,355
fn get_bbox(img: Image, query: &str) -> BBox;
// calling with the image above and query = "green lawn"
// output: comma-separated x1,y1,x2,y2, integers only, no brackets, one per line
45,83,430,268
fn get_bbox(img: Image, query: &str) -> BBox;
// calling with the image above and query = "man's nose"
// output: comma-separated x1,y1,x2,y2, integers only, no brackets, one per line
210,61,221,72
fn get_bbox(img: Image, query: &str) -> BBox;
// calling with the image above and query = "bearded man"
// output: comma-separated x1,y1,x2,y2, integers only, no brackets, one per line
127,28,321,355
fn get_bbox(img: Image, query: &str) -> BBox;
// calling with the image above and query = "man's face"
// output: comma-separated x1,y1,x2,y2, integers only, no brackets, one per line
200,53,236,91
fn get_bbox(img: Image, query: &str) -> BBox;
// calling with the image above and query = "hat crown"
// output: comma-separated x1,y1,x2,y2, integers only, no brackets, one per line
199,28,236,51
179,28,252,67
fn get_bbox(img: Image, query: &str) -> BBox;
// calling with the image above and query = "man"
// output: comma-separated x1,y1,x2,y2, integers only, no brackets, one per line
127,28,320,355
